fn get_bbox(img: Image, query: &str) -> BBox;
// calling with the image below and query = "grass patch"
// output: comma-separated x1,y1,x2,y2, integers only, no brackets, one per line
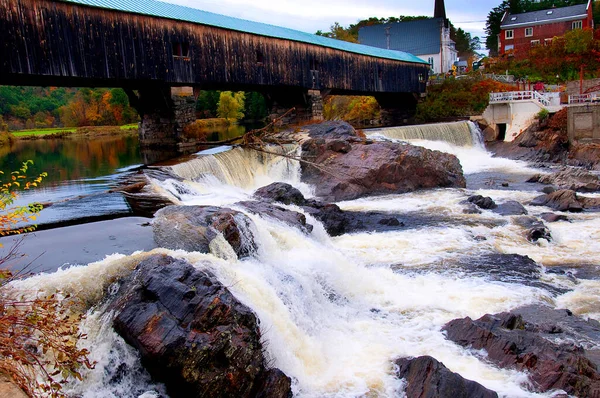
120,123,139,130
11,127,77,137
11,124,139,139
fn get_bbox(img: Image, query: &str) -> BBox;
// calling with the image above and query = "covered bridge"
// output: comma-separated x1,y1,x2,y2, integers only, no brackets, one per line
0,0,430,146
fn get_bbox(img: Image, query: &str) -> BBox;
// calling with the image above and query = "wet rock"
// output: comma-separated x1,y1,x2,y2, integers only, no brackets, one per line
153,206,257,257
0,374,27,398
540,212,569,223
236,201,313,233
253,182,306,206
462,203,482,214
300,123,465,202
530,189,584,212
528,168,600,192
326,140,352,153
451,253,565,293
513,216,552,242
542,186,556,194
111,254,292,398
492,200,528,216
443,305,600,397
303,121,360,140
467,195,497,210
395,356,498,398
378,217,402,226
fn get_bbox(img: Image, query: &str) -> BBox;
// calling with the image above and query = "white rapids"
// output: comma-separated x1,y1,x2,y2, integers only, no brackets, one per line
10,122,600,397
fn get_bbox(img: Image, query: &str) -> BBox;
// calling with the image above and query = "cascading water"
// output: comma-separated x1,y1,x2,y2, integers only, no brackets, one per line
367,121,482,148
10,124,600,397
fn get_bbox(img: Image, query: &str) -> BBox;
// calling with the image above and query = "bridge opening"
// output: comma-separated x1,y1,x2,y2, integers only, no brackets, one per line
497,123,507,141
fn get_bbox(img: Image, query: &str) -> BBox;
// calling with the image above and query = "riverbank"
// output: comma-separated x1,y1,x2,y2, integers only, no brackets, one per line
9,124,138,140
0,217,155,274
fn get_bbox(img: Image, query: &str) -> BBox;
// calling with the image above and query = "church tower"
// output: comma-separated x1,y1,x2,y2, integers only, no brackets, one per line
434,0,448,27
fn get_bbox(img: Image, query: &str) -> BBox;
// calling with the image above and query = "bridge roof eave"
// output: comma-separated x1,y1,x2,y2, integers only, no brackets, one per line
59,0,429,66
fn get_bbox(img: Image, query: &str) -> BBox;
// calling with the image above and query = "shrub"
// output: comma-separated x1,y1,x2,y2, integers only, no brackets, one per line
0,161,94,397
536,109,550,122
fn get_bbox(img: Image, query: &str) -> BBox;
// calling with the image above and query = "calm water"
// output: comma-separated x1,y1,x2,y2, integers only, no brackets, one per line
1,125,249,227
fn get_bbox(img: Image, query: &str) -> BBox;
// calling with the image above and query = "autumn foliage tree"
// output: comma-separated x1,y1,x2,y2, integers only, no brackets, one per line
0,161,94,397
217,91,246,122
323,96,381,127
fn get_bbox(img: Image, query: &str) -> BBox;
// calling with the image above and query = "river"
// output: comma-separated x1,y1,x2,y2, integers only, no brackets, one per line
8,122,600,397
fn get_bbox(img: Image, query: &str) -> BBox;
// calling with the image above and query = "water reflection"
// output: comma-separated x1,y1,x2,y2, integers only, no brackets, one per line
0,124,251,227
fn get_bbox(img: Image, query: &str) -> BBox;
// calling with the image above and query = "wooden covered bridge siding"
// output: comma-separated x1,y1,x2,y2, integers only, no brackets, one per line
0,0,429,145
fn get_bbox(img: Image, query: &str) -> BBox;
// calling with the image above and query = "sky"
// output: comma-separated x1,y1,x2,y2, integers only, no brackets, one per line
160,0,501,43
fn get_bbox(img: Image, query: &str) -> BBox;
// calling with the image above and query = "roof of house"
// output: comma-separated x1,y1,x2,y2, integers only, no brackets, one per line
358,18,446,56
501,2,589,28
59,0,427,64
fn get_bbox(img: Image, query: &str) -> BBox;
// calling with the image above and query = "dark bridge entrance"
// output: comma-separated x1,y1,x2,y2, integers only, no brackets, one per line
0,0,429,146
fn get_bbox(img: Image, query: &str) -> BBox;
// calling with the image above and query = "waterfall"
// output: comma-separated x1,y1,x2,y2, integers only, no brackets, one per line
167,145,300,189
367,121,483,148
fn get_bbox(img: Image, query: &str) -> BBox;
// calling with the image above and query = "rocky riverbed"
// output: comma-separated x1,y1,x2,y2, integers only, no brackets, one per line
5,121,600,397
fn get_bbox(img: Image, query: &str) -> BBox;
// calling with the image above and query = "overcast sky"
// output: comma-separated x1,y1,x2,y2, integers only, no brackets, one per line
161,0,501,42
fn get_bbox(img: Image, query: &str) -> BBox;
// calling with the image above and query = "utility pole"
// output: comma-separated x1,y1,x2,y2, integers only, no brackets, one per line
384,26,391,50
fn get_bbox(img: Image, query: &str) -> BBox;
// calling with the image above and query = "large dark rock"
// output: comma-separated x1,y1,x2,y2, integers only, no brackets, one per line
528,168,600,192
236,200,313,233
530,189,587,212
512,216,552,242
253,183,307,206
395,356,498,398
303,121,360,140
300,124,466,202
492,200,528,216
443,306,600,396
153,206,257,257
467,195,497,210
111,254,292,398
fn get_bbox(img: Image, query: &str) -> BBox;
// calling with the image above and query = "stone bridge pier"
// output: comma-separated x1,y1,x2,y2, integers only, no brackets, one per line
263,88,325,124
125,85,196,147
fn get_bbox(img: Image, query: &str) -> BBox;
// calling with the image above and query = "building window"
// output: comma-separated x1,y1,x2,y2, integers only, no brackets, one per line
572,20,583,29
525,27,533,37
544,38,553,46
504,44,514,51
531,40,540,47
172,42,190,58
418,74,425,83
428,57,434,71
256,50,264,65
505,30,514,39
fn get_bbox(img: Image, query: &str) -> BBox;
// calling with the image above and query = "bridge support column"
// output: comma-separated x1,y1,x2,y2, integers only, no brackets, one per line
126,86,196,147
264,88,325,124
374,93,418,126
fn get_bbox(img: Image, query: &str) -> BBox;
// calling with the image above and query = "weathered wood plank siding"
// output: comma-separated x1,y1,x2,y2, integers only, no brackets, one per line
0,0,428,94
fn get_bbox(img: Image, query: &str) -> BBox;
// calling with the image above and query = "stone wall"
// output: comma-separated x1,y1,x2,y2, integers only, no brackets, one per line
566,78,600,96
138,92,196,147
568,104,600,142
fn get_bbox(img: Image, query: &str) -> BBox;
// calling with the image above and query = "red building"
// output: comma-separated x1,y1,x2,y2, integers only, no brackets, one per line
499,1,594,57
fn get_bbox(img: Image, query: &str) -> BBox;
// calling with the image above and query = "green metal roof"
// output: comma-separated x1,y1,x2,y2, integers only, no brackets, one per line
60,0,428,65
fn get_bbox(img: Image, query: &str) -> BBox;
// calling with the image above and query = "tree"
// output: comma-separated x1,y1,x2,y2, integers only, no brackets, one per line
217,91,245,122
316,16,431,44
316,22,358,43
452,27,481,59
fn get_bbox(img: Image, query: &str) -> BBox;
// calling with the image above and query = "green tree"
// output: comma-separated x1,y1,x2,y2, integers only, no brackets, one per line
196,90,221,118
217,91,245,122
244,92,267,121
452,27,481,59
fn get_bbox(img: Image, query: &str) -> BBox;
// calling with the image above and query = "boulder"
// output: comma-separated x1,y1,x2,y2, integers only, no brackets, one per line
153,206,257,257
300,123,466,202
540,212,569,223
303,121,360,140
467,195,497,210
492,200,527,216
111,254,292,398
443,306,600,396
236,201,313,233
395,356,498,398
513,216,552,242
527,168,600,192
530,189,584,212
253,183,306,206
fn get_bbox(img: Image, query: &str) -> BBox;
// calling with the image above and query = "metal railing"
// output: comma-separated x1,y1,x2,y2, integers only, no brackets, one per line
484,73,515,83
489,91,551,107
568,93,600,104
